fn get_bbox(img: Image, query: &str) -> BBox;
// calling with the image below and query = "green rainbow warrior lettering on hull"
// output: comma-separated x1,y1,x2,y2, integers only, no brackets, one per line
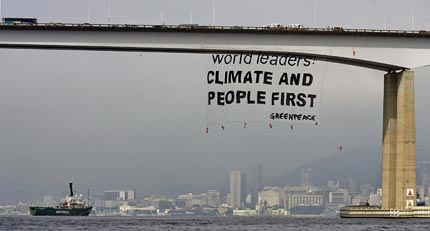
29,182,92,216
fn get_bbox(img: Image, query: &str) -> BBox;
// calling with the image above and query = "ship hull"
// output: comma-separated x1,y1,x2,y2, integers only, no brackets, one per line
29,206,92,216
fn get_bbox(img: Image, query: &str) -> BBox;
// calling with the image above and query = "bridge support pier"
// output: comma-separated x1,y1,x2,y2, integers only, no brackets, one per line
382,70,416,210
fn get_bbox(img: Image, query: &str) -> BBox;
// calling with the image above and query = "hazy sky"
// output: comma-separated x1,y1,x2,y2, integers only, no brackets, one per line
0,0,429,202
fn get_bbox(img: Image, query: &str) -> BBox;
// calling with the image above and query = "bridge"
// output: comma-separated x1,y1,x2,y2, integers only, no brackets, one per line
1,24,430,70
0,24,428,215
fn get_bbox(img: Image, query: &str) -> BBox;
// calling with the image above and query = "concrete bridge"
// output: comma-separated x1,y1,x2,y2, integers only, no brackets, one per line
0,24,428,213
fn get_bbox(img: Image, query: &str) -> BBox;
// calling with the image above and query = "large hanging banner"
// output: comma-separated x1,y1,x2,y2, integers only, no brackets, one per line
206,52,326,126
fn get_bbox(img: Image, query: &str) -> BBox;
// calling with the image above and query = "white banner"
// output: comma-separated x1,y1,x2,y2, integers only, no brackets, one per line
206,52,326,125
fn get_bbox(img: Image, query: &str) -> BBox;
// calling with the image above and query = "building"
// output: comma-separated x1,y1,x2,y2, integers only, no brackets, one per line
286,194,323,210
326,180,339,189
258,187,284,208
126,189,136,200
417,162,430,197
417,162,430,185
177,193,207,208
285,194,324,216
329,190,349,206
369,188,382,206
230,171,247,208
206,190,221,207
104,189,135,201
250,162,263,206
345,177,360,196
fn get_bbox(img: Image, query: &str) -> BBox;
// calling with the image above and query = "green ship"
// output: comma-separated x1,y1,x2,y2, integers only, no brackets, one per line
29,182,92,216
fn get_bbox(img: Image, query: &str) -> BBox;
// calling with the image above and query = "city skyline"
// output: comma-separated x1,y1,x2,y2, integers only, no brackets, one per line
1,163,415,217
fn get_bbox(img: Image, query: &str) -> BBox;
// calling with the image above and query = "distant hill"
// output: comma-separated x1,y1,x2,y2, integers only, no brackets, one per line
269,147,429,188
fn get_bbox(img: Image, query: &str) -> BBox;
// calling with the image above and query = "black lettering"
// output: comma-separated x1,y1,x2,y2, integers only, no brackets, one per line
207,71,215,84
286,93,296,106
224,55,232,64
288,56,297,66
296,57,302,66
296,93,307,107
257,91,266,104
256,52,262,64
247,91,255,104
228,71,242,83
279,55,287,66
254,71,263,83
208,91,215,105
290,73,301,85
244,53,252,64
269,55,278,65
279,73,289,85
271,92,280,105
225,91,235,104
232,54,239,64
212,54,224,64
260,55,268,64
280,92,285,105
217,92,225,105
236,91,247,103
303,73,313,86
263,72,273,85
215,71,223,84
308,94,317,107
243,71,253,83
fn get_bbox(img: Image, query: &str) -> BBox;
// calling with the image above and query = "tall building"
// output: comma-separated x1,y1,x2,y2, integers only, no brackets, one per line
251,162,263,206
300,167,313,187
230,171,247,208
346,177,360,196
417,162,430,187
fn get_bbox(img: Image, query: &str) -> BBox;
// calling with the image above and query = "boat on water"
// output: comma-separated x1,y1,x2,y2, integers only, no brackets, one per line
29,182,92,216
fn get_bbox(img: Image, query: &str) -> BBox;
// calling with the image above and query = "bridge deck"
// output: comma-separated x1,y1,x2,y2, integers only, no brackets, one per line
0,24,429,38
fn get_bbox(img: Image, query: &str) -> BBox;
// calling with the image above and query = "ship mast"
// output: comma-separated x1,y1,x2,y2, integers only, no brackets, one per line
69,182,74,197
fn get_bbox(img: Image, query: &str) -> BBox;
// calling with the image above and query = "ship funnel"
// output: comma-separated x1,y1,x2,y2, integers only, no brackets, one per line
69,182,74,197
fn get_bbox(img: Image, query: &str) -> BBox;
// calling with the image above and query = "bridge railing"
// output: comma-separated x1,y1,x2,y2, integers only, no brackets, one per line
0,22,428,35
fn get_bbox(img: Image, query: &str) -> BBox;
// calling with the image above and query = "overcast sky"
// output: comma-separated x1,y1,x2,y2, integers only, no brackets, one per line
0,0,429,202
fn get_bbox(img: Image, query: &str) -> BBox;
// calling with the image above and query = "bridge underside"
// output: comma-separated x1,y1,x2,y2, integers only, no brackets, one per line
0,43,405,72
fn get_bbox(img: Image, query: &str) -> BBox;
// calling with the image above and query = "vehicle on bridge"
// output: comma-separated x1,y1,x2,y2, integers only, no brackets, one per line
2,18,37,25
264,23,304,30
178,24,199,28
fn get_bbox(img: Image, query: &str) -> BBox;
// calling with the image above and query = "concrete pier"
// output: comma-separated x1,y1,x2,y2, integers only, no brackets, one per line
382,70,416,210
342,70,420,218
341,70,418,218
